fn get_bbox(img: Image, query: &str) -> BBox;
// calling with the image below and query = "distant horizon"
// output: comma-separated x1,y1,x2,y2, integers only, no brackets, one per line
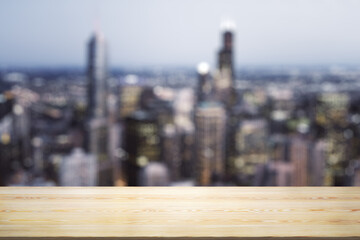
1,63,360,72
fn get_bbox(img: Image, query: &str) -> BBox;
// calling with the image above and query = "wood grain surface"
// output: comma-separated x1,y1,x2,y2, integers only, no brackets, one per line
0,187,359,239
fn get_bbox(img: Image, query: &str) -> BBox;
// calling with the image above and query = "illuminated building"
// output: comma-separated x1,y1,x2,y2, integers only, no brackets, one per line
195,102,226,185
269,134,289,162
315,92,350,185
0,91,15,185
315,93,349,128
172,88,195,179
262,135,309,186
179,131,194,179
161,124,181,181
0,91,30,185
124,110,160,186
232,119,268,184
10,87,37,169
118,84,143,119
268,89,295,134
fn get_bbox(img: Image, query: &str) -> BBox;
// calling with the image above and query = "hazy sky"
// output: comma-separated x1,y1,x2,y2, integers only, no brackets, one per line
1,0,360,68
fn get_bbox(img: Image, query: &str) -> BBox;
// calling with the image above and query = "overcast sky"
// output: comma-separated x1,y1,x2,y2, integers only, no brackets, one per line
1,0,360,68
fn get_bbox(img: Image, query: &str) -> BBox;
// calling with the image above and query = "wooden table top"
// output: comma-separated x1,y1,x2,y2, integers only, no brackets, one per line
0,187,359,239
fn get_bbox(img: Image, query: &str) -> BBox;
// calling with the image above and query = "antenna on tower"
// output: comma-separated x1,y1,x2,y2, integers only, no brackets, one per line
92,14,104,41
91,5,103,38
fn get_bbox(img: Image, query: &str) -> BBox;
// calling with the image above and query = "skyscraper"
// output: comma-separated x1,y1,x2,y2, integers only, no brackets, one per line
232,119,268,185
87,31,107,119
85,31,111,186
214,21,238,184
124,110,160,186
315,92,350,185
218,21,234,76
214,21,236,108
195,102,226,185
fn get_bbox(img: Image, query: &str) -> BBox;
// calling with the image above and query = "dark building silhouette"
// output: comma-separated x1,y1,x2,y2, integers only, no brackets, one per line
214,21,236,109
87,31,107,119
124,110,160,186
0,91,15,185
161,123,182,182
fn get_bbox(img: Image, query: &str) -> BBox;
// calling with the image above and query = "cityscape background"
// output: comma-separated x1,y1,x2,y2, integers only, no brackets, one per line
1,0,360,186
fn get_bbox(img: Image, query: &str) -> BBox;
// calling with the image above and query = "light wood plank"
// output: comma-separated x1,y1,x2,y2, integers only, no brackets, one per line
0,187,359,239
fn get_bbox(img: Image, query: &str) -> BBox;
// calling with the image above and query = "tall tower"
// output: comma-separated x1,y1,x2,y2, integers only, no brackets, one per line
195,102,226,185
214,21,236,108
87,31,107,119
86,30,111,186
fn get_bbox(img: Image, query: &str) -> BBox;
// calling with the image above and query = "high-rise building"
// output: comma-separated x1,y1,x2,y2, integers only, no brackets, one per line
315,92,350,185
309,140,326,186
218,21,235,76
87,118,109,183
85,31,111,186
118,85,143,119
124,110,160,186
173,89,195,179
269,134,290,162
290,136,309,186
232,119,268,185
0,91,16,185
214,21,236,108
87,31,107,119
161,123,181,182
195,102,226,185
60,148,97,186
213,21,238,184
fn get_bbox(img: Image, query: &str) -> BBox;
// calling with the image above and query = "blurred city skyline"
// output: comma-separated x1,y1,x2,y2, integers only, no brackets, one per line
1,0,360,68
